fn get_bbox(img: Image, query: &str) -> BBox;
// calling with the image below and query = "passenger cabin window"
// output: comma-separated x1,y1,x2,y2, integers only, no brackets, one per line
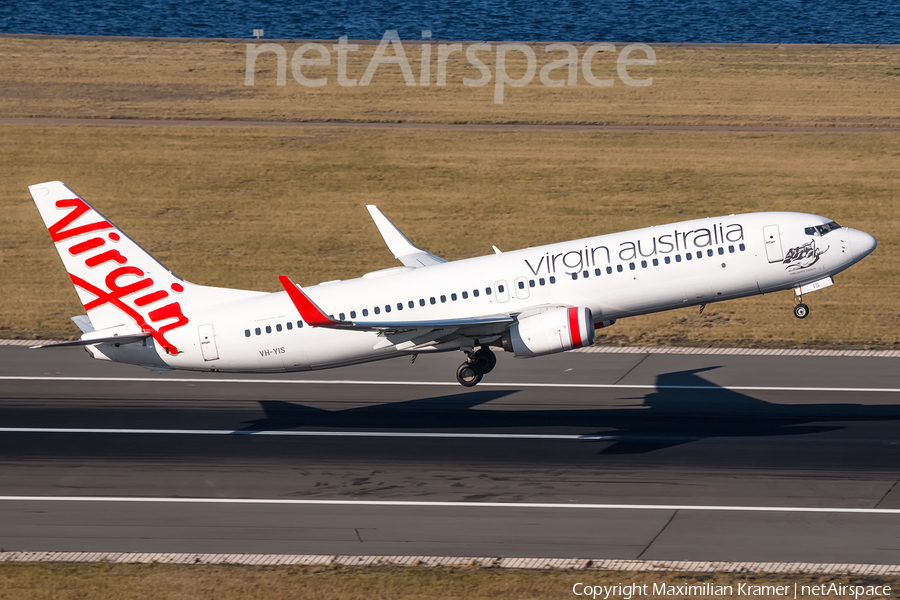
571,273,578,280
287,322,293,330
641,260,647,268
297,320,304,328
718,247,724,255
362,309,368,316
276,324,283,332
595,268,602,276
244,329,251,337
451,293,457,301
441,295,447,303
676,255,682,262
539,278,545,285
397,303,403,310
686,253,692,261
266,325,272,333
520,280,527,288
339,313,345,320
498,285,505,293
419,299,426,307
408,301,414,308
350,311,356,319
430,297,436,304
529,280,536,287
652,258,659,266
606,266,612,274
549,276,556,284
462,291,468,299
385,305,391,313
486,287,492,294
374,307,380,314
617,265,623,272
739,243,746,251
583,270,589,278
665,256,671,264
255,327,261,335
473,289,479,297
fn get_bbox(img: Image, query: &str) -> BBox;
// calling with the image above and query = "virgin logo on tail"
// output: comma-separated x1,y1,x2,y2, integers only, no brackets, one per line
51,198,189,354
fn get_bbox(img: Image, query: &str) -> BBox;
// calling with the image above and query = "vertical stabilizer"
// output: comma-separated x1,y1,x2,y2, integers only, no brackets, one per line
30,181,192,353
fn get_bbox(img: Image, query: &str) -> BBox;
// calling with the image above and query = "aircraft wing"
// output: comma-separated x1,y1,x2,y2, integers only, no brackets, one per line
366,205,447,267
279,276,513,337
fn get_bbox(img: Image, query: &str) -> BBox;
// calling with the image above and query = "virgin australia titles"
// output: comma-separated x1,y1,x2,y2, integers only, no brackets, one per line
244,30,655,103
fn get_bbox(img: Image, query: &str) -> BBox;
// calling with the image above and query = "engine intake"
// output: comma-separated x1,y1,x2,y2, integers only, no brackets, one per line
501,306,596,358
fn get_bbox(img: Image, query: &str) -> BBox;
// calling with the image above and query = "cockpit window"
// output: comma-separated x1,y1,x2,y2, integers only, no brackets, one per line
804,221,841,236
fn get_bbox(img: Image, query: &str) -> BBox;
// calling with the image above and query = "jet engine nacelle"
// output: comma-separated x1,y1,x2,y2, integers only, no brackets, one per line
501,307,595,358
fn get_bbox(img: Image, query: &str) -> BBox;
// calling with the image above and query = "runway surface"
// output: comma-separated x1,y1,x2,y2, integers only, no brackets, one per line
0,346,898,561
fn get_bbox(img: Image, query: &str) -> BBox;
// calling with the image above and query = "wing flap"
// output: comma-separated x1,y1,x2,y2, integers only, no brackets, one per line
279,276,514,335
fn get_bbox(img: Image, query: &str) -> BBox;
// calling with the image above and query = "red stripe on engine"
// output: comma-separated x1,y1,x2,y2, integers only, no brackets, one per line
568,307,584,349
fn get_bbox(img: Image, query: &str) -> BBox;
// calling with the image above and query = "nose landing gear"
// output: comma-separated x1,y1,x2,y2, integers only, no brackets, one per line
794,294,810,319
456,346,497,387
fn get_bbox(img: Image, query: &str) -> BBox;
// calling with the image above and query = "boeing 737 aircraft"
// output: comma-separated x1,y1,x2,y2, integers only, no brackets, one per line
29,181,876,386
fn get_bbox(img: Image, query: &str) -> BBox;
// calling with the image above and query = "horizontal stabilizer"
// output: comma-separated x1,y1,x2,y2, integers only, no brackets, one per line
31,332,151,349
366,205,447,267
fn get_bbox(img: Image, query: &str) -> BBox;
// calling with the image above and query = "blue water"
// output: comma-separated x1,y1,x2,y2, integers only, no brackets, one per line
1,0,898,44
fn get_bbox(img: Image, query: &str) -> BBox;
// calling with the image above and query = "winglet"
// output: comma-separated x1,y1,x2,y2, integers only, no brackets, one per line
366,205,447,267
278,276,341,327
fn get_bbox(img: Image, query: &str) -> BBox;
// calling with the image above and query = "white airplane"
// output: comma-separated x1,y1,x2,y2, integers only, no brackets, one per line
29,181,876,386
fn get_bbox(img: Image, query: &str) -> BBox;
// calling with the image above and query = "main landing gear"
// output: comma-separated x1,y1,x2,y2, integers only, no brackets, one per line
794,294,810,319
456,347,497,387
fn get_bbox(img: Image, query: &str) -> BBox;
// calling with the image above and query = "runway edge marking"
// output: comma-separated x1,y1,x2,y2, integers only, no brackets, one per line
0,496,898,514
0,552,897,574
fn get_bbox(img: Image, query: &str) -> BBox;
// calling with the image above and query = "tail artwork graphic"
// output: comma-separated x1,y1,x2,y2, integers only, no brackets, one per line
30,182,191,354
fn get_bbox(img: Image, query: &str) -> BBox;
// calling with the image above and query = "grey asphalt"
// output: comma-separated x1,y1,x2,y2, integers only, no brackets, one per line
0,346,898,561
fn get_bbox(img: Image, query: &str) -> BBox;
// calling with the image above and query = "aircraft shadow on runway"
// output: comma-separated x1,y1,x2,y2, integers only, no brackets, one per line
241,368,900,454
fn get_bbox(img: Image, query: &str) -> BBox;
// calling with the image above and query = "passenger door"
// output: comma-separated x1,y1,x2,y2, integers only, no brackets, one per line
198,323,219,361
763,225,783,263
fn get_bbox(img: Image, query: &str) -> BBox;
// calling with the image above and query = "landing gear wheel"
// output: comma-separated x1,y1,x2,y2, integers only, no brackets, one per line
456,362,483,387
471,348,497,374
794,303,809,319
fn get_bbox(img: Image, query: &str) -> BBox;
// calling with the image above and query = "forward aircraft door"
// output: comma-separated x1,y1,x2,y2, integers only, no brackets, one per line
763,225,783,263
198,324,219,361
494,280,510,303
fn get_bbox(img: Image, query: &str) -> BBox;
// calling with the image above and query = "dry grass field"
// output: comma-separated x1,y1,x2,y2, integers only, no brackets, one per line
1,124,897,346
1,36,900,127
0,37,898,347
1,564,897,600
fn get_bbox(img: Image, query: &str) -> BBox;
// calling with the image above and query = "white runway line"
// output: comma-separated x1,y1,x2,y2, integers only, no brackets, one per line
0,427,591,440
0,495,897,514
0,427,895,446
2,375,899,393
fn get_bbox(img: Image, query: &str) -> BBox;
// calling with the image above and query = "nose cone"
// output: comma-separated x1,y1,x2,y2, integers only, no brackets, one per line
848,228,877,262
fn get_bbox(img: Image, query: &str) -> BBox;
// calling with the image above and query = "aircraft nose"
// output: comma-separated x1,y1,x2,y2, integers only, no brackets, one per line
848,228,877,262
